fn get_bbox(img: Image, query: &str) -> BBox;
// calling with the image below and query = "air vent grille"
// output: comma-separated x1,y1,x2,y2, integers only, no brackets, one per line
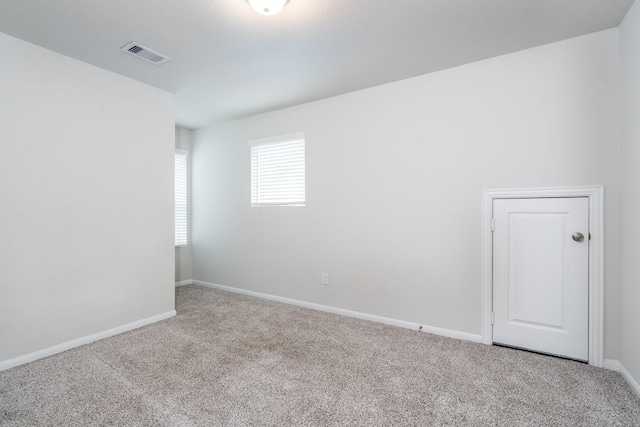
120,42,170,66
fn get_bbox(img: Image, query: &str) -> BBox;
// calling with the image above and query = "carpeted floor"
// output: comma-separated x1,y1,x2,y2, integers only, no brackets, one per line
1,285,639,426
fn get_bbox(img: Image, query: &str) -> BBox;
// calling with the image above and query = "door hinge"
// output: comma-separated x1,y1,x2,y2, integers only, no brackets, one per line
491,312,495,325
490,218,495,232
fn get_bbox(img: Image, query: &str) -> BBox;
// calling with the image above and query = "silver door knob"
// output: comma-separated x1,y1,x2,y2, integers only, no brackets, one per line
572,232,584,242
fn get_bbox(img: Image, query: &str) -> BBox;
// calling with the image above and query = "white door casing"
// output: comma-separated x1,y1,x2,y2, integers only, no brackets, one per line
492,197,589,361
481,186,603,367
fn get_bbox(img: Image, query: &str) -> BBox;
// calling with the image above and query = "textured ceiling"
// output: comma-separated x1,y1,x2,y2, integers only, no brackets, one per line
0,0,635,129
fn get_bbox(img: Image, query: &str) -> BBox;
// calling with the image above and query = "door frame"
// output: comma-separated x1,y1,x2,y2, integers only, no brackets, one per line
481,186,604,367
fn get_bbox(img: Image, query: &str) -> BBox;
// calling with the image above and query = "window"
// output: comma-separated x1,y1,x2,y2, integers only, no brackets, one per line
175,149,188,246
250,132,305,206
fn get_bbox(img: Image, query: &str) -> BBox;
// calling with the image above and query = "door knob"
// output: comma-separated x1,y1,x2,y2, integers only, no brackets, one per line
572,232,584,243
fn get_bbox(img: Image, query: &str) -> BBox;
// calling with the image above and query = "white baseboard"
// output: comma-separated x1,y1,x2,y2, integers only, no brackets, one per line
175,279,194,287
0,310,176,372
191,280,483,343
603,359,640,398
619,363,640,398
604,359,621,371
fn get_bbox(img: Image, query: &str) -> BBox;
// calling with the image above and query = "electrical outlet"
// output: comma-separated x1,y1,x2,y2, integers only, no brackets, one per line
321,273,329,285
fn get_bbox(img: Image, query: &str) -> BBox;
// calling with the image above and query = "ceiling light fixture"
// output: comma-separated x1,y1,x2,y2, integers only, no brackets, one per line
247,0,288,16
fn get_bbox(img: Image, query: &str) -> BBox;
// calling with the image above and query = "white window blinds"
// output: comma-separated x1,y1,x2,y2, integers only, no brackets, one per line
175,149,188,246
250,132,305,206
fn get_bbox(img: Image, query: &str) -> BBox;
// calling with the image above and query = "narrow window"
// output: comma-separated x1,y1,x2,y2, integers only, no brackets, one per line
250,132,305,206
175,149,188,246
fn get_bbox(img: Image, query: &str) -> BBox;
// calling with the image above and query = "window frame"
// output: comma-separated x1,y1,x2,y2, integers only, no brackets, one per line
175,148,188,247
250,131,306,207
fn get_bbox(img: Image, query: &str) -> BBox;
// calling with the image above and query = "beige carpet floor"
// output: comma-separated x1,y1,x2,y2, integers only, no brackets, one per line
1,284,639,426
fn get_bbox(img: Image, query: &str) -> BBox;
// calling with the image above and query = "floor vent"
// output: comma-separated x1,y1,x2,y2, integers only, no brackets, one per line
120,42,170,65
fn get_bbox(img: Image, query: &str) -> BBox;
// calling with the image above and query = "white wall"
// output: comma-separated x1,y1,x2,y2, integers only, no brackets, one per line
192,29,622,358
0,32,175,363
619,0,640,389
175,126,193,284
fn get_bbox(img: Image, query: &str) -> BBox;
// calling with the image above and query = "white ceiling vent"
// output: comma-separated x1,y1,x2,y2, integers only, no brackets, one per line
120,42,170,65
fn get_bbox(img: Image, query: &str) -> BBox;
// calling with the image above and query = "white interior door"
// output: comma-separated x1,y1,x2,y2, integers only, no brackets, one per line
492,197,589,361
